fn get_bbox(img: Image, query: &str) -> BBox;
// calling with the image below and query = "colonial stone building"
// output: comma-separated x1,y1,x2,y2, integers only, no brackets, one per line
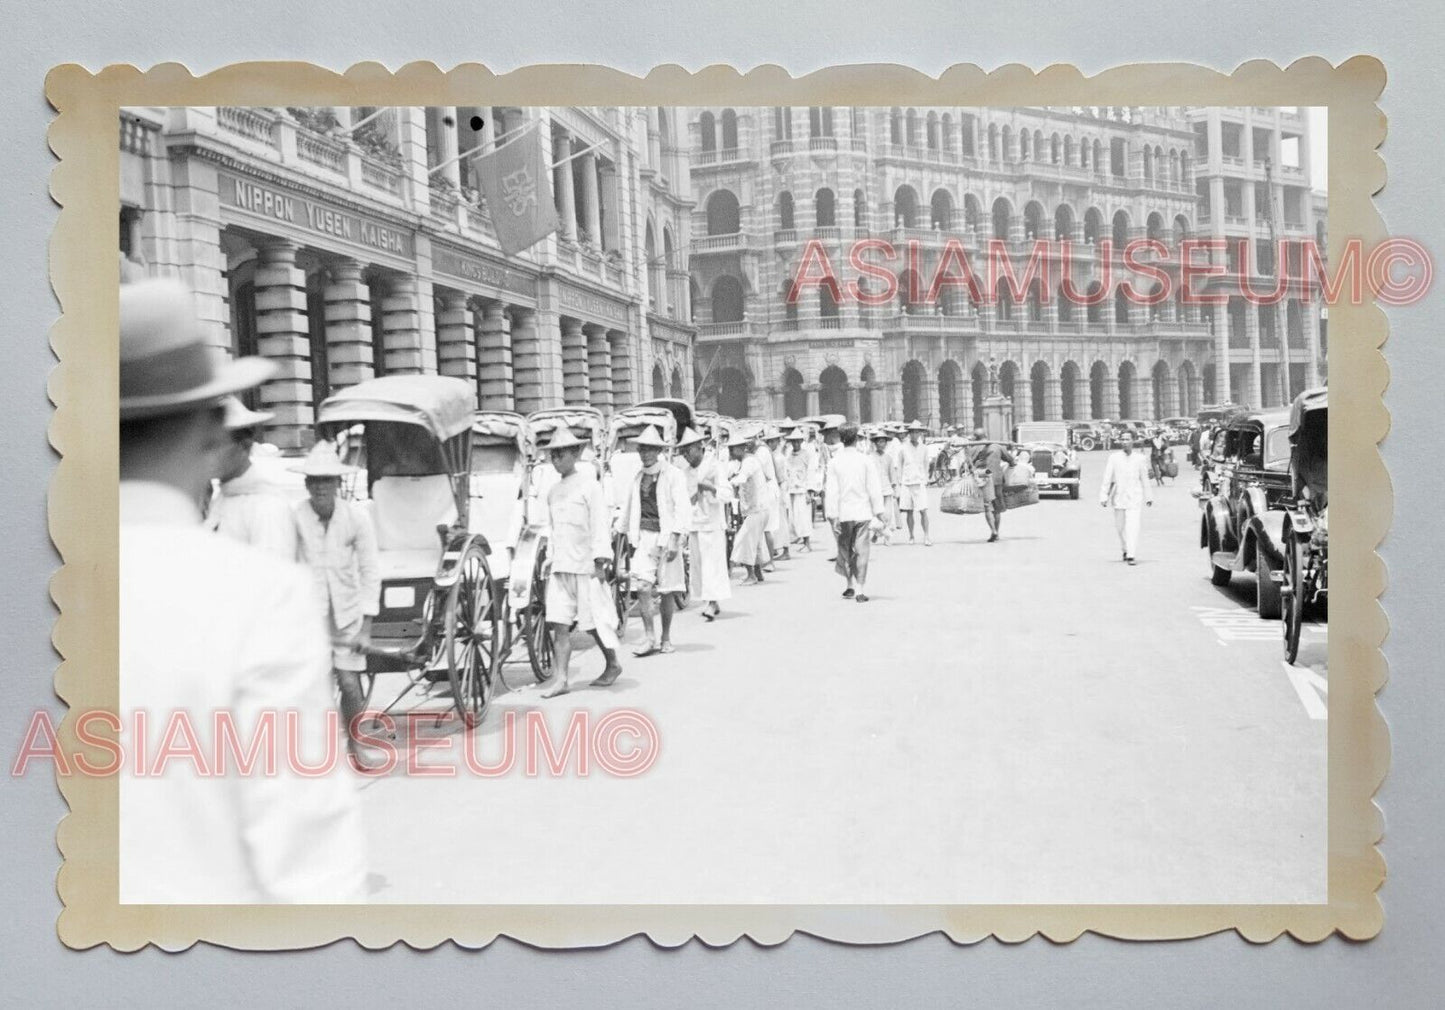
119,105,695,448
686,105,1326,426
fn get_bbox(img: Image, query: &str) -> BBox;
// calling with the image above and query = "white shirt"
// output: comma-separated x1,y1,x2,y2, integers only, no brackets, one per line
618,462,692,541
682,454,731,532
120,481,365,903
546,470,612,574
208,464,299,560
825,445,885,523
730,453,767,514
898,439,929,485
293,498,381,627
1100,450,1154,510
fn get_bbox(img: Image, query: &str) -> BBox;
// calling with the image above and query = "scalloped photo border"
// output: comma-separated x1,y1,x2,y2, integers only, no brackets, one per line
45,58,1389,950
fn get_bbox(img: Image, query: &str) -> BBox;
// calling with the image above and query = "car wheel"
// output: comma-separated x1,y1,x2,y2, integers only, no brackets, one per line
1079,437,1096,451
1254,542,1282,619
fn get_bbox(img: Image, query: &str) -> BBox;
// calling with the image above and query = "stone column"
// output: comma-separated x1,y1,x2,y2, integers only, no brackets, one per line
804,383,820,416
920,376,939,425
585,323,614,412
435,106,461,189
252,240,312,449
509,307,546,413
956,378,974,429
1103,368,1121,418
1045,376,1063,421
476,301,513,410
609,329,634,409
1135,375,1154,420
553,127,577,241
561,317,589,405
770,388,786,418
1189,374,1205,415
379,274,426,374
845,385,862,422
323,258,373,389
646,106,662,168
398,106,432,215
581,151,602,248
434,288,475,384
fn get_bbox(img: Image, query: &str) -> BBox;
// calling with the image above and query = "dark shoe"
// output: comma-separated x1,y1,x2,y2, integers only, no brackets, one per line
987,533,999,543
842,588,855,598
1122,551,1127,561
855,594,870,603
1126,556,1137,566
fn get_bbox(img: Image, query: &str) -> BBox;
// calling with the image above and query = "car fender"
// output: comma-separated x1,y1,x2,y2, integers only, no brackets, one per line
1242,511,1287,570
1203,495,1232,548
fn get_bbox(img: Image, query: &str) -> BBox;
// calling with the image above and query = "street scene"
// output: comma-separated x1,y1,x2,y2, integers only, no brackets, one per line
114,103,1330,906
357,443,1326,906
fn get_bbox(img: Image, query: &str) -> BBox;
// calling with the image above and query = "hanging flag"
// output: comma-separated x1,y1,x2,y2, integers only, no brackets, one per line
472,122,561,257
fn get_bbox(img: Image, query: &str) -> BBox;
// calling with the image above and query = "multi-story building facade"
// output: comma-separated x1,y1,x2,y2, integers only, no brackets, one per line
687,105,1325,427
119,105,695,449
1188,106,1326,408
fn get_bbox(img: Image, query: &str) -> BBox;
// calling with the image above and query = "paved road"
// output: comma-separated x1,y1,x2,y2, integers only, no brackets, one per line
359,451,1327,904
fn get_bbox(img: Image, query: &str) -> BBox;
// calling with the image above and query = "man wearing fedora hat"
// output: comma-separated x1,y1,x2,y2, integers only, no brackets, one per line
540,427,623,695
205,395,299,560
119,277,364,903
618,425,691,657
291,440,382,765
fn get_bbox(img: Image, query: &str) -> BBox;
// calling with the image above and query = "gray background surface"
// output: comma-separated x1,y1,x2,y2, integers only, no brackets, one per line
2,3,1439,1005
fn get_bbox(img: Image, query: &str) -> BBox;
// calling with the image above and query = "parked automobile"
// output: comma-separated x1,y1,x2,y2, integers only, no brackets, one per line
1015,422,1082,499
1279,387,1328,663
1194,408,1294,617
1068,421,1111,451
1159,416,1198,446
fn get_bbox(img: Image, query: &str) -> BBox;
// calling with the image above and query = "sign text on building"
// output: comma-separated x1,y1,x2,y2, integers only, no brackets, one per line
219,172,414,258
433,245,538,300
559,282,629,326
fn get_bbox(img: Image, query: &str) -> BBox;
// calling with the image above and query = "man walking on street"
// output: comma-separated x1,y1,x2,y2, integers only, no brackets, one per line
898,421,932,546
678,426,731,621
619,426,691,657
540,428,623,695
291,441,381,764
968,427,1016,543
206,395,298,560
1099,430,1154,564
785,429,814,552
728,431,769,585
826,423,887,602
869,429,899,546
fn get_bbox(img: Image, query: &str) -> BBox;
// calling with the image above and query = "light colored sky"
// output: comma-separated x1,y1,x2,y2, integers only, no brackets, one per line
1308,107,1327,192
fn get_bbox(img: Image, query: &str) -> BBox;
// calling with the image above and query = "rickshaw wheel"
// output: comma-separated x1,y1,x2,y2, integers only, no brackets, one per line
444,543,499,728
1283,534,1306,664
524,539,554,683
611,532,632,632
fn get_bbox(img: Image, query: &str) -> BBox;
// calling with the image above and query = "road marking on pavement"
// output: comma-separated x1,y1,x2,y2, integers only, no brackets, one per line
1190,606,1325,645
1282,661,1328,720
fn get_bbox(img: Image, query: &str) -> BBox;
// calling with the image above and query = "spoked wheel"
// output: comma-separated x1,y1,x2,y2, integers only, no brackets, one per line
444,543,500,728
611,532,632,633
524,539,554,683
1283,534,1306,664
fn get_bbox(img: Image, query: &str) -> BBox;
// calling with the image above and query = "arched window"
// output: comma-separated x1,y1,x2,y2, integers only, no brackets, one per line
1111,209,1130,249
815,188,836,228
778,191,795,231
782,368,805,418
698,111,716,153
901,360,926,421
774,106,793,140
991,197,1013,241
711,275,745,323
853,188,867,229
1117,360,1137,418
819,365,849,416
652,364,666,399
706,189,740,235
720,109,739,150
930,189,954,230
1090,361,1108,418
889,107,903,146
1020,129,1031,160
1055,204,1075,242
905,108,920,146
894,185,919,228
1115,287,1131,325
1031,361,1049,420
1023,201,1046,240
1083,207,1103,245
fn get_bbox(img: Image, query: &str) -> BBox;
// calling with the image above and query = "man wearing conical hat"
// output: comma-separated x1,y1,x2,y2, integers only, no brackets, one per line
291,439,381,764
783,428,814,553
727,430,769,585
898,420,934,546
204,396,298,560
118,277,364,902
618,425,691,656
675,426,731,620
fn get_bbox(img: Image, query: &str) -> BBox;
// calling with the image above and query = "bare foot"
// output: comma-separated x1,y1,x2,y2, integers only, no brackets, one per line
542,680,571,699
593,665,622,687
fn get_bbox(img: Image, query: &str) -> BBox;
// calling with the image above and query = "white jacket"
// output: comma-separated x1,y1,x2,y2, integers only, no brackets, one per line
618,462,693,541
1099,449,1154,510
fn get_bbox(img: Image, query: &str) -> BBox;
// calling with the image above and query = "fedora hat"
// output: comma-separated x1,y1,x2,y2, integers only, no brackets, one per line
290,439,357,477
675,426,706,449
543,427,588,451
633,425,671,449
220,394,274,431
120,278,275,420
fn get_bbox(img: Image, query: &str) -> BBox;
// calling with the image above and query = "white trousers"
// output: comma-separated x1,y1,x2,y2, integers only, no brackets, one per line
1113,507,1142,558
689,530,733,602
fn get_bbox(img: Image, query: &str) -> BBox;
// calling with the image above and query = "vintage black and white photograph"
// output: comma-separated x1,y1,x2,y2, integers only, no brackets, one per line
105,97,1341,911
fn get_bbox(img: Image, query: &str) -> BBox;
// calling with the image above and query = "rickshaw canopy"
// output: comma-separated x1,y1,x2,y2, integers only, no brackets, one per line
610,405,680,446
632,398,696,437
318,375,477,442
472,410,529,449
526,407,606,448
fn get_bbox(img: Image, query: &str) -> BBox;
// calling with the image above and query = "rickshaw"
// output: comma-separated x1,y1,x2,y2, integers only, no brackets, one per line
316,375,499,727
1280,387,1328,664
467,410,554,689
521,406,609,680
607,400,690,624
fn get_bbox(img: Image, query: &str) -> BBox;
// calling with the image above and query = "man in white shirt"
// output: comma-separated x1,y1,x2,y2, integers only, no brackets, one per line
1099,430,1155,565
291,441,381,763
542,428,623,695
728,431,769,585
825,423,887,602
677,426,731,620
618,425,691,657
897,421,933,546
119,277,364,903
206,395,298,559
784,429,814,552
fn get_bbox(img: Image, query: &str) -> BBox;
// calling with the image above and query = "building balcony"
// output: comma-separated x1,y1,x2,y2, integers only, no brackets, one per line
697,320,757,342
692,146,751,168
692,231,749,254
770,139,796,157
808,136,839,153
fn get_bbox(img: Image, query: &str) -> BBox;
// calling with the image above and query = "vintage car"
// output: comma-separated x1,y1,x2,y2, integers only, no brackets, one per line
1195,408,1294,617
1067,421,1111,451
1013,422,1081,499
1279,387,1328,663
1159,416,1198,445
